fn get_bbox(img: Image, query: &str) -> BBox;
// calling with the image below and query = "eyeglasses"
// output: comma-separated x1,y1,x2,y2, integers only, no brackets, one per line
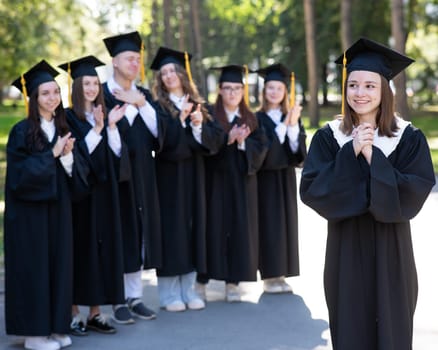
221,86,243,94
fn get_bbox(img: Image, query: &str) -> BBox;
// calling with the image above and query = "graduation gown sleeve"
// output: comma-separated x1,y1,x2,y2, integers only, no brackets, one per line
300,125,370,220
368,126,435,222
6,122,58,201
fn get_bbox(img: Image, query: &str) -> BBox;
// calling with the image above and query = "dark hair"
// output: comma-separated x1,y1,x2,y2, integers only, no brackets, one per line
71,76,107,121
214,83,258,133
340,73,397,137
26,82,69,151
259,81,289,115
152,63,211,122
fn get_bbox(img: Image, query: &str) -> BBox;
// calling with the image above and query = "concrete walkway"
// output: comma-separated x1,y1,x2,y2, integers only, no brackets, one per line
1,174,437,350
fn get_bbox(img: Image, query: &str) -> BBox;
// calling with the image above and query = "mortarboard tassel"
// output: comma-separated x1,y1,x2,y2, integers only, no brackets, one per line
341,50,347,116
244,64,249,106
289,72,295,107
20,74,29,115
67,62,72,108
140,42,145,84
184,52,193,85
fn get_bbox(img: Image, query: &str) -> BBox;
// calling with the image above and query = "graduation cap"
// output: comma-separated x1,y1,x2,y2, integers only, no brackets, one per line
103,31,143,57
103,31,146,83
211,64,251,105
256,63,290,85
335,37,414,115
150,46,193,84
58,55,105,79
58,55,105,107
335,37,414,81
11,60,59,113
211,65,246,84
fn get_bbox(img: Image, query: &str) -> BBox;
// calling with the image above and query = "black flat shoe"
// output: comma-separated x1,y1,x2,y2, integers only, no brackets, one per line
70,315,88,336
87,314,117,334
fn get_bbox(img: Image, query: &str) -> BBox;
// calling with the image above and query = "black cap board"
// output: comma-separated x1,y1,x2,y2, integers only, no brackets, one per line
210,65,247,83
103,31,142,57
58,55,105,79
334,37,414,81
12,60,59,95
256,63,290,85
150,46,192,70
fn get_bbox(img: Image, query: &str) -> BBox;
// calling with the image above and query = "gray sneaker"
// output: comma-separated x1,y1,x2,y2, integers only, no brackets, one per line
112,304,135,324
127,298,156,320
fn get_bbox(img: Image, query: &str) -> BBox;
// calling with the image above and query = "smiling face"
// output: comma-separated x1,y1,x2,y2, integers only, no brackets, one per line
160,63,183,94
113,50,141,82
37,81,61,120
264,80,287,108
82,75,100,103
346,70,382,122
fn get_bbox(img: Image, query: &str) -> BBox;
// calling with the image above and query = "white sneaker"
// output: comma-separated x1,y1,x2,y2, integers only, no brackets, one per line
263,278,283,294
277,277,293,293
24,336,60,350
51,334,72,348
226,283,241,302
187,298,205,310
165,300,186,312
195,282,207,301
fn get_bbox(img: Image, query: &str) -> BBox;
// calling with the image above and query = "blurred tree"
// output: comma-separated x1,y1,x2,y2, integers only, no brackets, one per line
304,0,320,126
391,0,411,119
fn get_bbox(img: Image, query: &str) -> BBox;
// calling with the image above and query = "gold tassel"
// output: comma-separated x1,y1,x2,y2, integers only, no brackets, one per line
140,42,145,84
67,62,72,108
244,64,249,106
341,51,347,116
20,74,29,115
184,51,193,85
289,72,295,107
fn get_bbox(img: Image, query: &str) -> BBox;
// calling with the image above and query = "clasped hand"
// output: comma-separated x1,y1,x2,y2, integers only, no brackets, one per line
352,122,374,161
228,124,251,145
52,132,75,157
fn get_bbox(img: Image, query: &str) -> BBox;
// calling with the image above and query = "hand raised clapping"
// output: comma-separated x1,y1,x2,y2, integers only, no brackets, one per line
190,104,203,127
179,95,194,124
108,104,128,129
93,104,104,134
283,104,303,127
52,132,75,157
228,124,251,145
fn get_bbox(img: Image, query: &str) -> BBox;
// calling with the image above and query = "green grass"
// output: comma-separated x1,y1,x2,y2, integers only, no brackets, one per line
0,104,437,265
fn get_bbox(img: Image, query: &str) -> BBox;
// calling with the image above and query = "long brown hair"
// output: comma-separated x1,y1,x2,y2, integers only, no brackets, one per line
340,73,398,137
214,84,258,133
152,63,211,121
259,82,289,115
71,76,107,121
26,83,69,151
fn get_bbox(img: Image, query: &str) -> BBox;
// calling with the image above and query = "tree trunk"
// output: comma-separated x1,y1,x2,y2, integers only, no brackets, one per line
189,0,206,95
391,0,411,119
303,0,319,127
163,0,173,46
177,0,186,50
341,0,353,49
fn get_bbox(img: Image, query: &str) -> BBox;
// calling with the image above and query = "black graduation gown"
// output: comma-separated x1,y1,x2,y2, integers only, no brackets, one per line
103,83,163,272
204,118,268,282
256,111,307,279
154,106,225,276
299,121,435,350
66,109,127,305
4,119,88,336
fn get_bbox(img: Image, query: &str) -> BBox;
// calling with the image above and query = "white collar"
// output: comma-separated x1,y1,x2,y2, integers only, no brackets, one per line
85,111,95,126
169,93,187,110
328,116,410,157
267,108,282,124
225,108,240,123
107,75,136,94
40,117,55,142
